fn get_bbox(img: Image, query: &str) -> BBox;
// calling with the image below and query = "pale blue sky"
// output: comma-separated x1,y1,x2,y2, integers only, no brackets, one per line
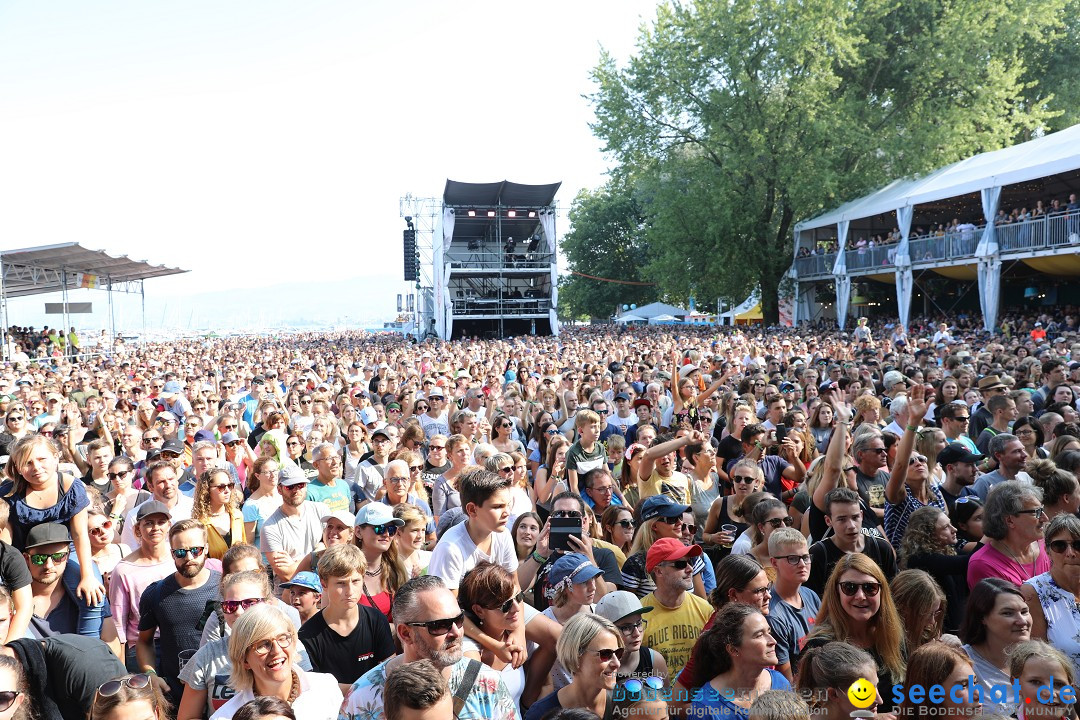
0,0,658,331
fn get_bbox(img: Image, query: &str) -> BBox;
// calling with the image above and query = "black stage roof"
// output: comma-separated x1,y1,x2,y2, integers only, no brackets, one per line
443,180,561,208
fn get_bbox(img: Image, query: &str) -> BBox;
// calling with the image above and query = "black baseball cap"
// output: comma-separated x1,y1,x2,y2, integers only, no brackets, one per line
938,443,982,468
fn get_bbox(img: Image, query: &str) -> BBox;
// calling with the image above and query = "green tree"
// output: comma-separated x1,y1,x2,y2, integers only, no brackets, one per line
589,0,1068,323
559,183,658,320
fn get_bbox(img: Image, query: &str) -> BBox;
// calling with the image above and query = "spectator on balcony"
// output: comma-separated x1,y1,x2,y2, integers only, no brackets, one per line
1067,194,1079,241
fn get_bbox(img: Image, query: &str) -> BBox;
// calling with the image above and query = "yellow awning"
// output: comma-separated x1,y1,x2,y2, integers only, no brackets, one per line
1021,255,1080,276
736,303,763,320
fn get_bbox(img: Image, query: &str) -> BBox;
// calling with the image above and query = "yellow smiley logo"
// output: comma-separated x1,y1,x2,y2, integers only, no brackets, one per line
847,678,877,709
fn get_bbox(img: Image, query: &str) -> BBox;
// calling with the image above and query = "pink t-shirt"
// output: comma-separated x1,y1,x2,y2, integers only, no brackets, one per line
107,558,173,644
967,540,1050,590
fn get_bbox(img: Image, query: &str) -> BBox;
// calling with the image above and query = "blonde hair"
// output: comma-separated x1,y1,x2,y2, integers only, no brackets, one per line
556,612,623,676
227,604,295,693
317,543,366,583
1009,639,1076,686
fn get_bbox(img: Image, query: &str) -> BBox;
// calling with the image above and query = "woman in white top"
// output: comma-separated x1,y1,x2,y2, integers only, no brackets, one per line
241,457,282,551
541,553,604,690
460,562,532,709
210,604,341,720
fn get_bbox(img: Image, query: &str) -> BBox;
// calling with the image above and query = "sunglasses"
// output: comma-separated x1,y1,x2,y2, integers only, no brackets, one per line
409,465,424,472
622,676,664,693
659,516,683,527
221,597,266,614
497,466,514,475
553,510,583,519
107,471,131,480
415,406,429,412
405,611,465,636
616,618,648,635
660,559,691,570
839,581,881,597
222,424,239,430
613,519,635,529
545,428,559,435
210,484,233,491
172,546,206,559
1049,537,1080,554
428,445,446,450
368,524,399,537
89,521,113,535
908,454,928,465
586,647,625,662
765,517,795,529
30,550,69,565
97,674,151,699
497,591,526,614
250,633,294,656
732,475,757,484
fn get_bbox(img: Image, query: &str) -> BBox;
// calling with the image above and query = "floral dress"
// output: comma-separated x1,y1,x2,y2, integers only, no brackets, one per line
1023,572,1080,680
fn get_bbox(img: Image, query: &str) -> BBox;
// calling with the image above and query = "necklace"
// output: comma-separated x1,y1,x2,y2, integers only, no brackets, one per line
365,563,383,577
286,669,301,705
996,539,1036,576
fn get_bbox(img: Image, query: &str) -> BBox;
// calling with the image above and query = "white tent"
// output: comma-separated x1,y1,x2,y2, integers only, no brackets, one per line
614,314,646,323
794,122,1080,332
648,314,679,324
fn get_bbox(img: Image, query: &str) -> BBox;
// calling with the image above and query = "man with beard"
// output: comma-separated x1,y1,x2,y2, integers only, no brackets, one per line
638,537,711,679
261,464,331,592
137,519,222,704
23,523,118,647
339,575,520,720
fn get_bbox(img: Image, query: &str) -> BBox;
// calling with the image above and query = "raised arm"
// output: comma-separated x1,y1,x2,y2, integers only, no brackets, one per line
885,384,927,505
814,391,852,512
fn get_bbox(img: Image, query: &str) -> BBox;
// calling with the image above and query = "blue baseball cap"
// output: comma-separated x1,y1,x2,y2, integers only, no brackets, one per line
548,553,604,588
280,571,321,593
639,495,691,523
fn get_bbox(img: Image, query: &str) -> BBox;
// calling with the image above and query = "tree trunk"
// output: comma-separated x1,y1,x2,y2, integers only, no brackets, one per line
761,270,781,325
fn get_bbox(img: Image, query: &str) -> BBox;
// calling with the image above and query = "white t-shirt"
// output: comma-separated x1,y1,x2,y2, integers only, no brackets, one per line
426,521,518,590
210,667,342,720
260,500,331,591
607,413,638,434
418,412,450,439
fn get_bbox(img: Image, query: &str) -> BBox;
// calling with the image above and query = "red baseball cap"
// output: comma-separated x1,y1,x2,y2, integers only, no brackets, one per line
646,538,703,573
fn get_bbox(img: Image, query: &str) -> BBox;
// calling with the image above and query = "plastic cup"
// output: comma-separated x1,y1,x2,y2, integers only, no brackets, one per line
721,524,737,549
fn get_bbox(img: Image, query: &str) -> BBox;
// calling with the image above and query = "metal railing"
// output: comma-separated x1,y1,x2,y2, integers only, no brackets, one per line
445,249,555,270
451,297,551,316
794,211,1080,278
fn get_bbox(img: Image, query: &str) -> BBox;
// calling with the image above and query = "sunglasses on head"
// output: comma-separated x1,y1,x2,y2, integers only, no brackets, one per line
221,597,266,614
839,580,881,597
172,546,206,559
96,673,152,700
405,611,465,636
368,524,398,536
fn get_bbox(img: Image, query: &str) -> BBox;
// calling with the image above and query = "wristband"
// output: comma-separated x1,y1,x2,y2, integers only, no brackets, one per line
530,551,548,565
906,425,919,432
754,442,764,450
144,668,158,676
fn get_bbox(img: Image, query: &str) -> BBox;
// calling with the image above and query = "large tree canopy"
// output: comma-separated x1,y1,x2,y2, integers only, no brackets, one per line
587,0,1072,323
558,183,658,320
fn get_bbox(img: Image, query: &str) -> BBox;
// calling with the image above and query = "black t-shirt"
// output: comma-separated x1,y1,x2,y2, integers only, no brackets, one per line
0,540,32,593
139,570,222,702
854,468,888,517
806,499,883,543
530,547,624,610
806,535,897,599
298,606,395,685
45,634,128,720
906,551,972,635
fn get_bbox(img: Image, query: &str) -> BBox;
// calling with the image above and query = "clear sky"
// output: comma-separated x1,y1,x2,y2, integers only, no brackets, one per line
0,0,659,332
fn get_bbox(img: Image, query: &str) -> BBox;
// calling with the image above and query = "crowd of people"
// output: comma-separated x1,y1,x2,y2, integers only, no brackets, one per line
2,316,1080,719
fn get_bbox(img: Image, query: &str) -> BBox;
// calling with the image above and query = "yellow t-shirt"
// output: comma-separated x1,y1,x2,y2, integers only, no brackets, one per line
639,590,713,678
638,469,691,506
591,538,627,568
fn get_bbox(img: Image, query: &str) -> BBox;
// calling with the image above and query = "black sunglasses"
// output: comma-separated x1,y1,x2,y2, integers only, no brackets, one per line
0,691,18,712
1049,539,1080,554
613,519,635,529
732,475,757,484
552,510,583,519
661,559,691,570
765,517,795,529
838,581,881,597
405,611,465,636
497,591,526,614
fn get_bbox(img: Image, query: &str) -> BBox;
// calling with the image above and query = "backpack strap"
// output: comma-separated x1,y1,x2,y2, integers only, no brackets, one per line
452,659,482,718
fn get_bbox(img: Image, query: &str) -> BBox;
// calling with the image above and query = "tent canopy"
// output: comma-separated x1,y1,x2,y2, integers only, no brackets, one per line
648,314,679,324
621,302,688,320
797,124,1080,232
736,303,763,320
614,313,646,323
1,243,187,298
442,180,561,208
